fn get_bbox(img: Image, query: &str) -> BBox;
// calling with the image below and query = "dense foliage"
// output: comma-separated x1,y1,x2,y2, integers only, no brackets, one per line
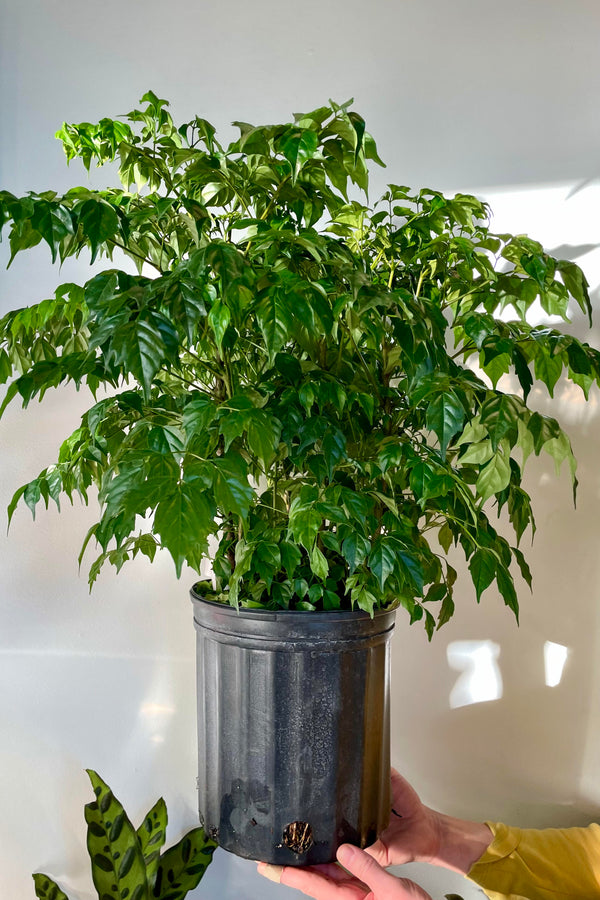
1,92,599,635
32,769,216,900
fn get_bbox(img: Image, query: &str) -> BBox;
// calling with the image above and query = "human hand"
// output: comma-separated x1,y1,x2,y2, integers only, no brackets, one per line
258,843,432,900
366,769,492,875
364,768,442,869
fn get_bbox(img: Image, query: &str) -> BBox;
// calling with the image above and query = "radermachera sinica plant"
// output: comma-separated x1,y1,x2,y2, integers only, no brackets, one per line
1,92,599,636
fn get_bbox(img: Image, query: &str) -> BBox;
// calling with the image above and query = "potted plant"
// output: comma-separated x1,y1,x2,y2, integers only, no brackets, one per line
32,769,216,900
1,93,599,864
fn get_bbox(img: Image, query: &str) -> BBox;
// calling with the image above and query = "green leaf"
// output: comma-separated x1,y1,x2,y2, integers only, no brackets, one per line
256,287,293,360
279,128,319,184
153,827,216,900
458,440,494,466
543,431,577,486
247,412,282,468
137,797,168,887
172,279,208,342
438,522,454,554
154,482,216,576
409,460,453,504
253,541,281,585
280,540,301,577
289,495,322,549
476,447,511,502
7,484,28,527
557,258,591,322
309,544,329,579
84,769,148,900
32,873,70,900
182,395,217,438
31,200,74,262
468,549,497,602
322,428,346,479
436,592,456,630
102,313,172,397
341,532,371,573
212,455,254,519
511,545,533,590
368,539,396,591
512,344,533,400
533,345,563,398
478,394,522,451
425,391,464,458
76,198,119,262
207,298,230,350
397,550,425,595
496,566,519,621
350,581,377,615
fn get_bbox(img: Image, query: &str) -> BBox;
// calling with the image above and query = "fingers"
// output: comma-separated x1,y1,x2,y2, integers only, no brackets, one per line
338,845,432,899
363,837,391,868
257,863,283,883
337,844,400,894
257,849,432,900
258,861,355,899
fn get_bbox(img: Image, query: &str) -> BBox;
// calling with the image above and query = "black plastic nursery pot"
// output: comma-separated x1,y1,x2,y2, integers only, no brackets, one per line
190,587,396,865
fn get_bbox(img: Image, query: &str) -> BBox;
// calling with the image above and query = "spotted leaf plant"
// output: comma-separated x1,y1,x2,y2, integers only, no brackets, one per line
32,769,216,900
1,92,599,636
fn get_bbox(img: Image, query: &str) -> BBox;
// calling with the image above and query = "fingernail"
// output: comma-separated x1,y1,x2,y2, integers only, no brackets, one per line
257,863,283,883
337,844,357,866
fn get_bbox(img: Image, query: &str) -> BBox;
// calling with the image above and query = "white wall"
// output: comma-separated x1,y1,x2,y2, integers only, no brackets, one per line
2,2,600,898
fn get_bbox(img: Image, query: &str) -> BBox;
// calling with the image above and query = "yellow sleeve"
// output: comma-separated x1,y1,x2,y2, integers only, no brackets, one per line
467,821,600,900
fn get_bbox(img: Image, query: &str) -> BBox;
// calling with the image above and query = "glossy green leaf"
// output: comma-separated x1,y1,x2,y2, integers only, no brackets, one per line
84,769,148,900
458,440,494,466
256,287,293,359
212,455,254,519
478,394,522,452
511,545,533,590
154,482,216,576
153,827,217,900
533,346,564,398
182,395,217,438
279,128,319,184
496,566,519,621
75,198,119,262
31,200,74,262
103,314,172,397
557,258,592,322
247,411,282,468
468,549,496,602
289,496,322,549
368,539,396,591
341,532,371,573
425,391,464,458
309,544,329,579
32,873,70,900
137,797,168,886
207,298,230,350
476,449,511,503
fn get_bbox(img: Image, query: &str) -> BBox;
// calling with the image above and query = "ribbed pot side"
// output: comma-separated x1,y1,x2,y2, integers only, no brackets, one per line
190,589,396,865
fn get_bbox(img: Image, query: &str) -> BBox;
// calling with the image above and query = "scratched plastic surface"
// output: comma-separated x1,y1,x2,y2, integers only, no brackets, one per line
192,593,396,864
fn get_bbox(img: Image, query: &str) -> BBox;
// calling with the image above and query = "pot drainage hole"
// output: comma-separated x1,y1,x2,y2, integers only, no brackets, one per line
283,821,314,854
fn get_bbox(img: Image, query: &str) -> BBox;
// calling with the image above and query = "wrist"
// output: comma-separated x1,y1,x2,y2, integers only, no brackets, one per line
426,808,493,875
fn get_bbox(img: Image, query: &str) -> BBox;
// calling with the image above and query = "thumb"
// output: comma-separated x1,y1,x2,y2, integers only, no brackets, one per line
337,844,398,894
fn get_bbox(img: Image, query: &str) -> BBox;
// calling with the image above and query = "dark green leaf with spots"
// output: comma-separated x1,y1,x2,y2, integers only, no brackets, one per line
153,827,217,900
32,873,70,900
85,769,148,900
